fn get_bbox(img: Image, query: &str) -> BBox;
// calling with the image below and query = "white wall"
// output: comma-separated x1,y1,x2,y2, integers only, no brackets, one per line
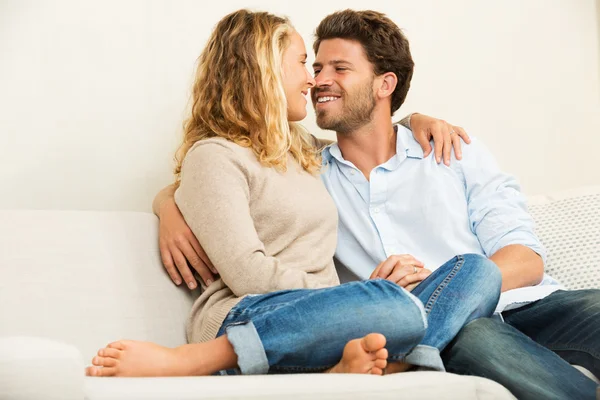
1,0,599,211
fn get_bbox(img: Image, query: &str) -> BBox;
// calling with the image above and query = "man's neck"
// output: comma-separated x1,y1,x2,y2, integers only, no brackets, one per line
336,116,396,181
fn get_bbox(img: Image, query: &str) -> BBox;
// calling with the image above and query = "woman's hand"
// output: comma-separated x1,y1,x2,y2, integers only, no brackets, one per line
370,254,432,291
158,198,217,289
409,113,471,166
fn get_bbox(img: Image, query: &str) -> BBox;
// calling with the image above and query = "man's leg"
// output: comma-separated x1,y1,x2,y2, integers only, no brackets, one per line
406,254,502,370
442,318,597,400
503,289,600,378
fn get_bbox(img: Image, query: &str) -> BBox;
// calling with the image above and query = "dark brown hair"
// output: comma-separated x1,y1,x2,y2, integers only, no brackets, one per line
313,10,414,114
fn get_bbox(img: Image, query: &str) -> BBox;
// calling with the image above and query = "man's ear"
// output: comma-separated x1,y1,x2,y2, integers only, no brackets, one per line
377,72,398,100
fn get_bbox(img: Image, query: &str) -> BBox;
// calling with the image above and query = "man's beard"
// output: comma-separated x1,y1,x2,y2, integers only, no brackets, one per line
315,78,376,135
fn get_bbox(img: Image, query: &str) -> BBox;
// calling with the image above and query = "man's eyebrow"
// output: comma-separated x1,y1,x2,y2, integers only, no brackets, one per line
312,60,353,68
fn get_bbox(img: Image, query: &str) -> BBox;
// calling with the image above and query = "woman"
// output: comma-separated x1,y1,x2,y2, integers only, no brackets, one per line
86,10,495,378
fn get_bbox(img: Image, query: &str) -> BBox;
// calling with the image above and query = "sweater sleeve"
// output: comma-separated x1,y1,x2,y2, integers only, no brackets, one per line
175,141,317,296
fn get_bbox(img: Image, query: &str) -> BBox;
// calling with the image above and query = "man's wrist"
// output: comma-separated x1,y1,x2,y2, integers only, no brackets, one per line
399,112,419,130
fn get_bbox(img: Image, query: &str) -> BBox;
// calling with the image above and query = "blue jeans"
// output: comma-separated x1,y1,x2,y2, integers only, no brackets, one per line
407,254,502,370
217,279,427,374
217,253,501,374
442,289,600,400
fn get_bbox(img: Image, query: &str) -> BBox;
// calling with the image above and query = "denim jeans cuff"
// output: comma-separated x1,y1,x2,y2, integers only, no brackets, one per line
225,321,269,375
404,345,445,372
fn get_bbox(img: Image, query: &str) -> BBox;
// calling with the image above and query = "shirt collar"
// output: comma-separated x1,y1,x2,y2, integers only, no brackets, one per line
321,124,424,168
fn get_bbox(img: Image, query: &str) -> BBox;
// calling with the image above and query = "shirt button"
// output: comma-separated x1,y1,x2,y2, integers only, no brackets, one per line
373,208,380,214
350,170,355,175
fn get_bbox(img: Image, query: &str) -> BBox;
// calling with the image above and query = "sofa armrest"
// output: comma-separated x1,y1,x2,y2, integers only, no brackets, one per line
0,336,85,400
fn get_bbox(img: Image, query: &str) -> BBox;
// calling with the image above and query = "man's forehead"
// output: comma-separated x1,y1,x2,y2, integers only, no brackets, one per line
314,38,366,63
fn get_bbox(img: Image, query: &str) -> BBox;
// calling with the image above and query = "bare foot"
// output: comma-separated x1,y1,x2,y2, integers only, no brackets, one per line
85,340,197,377
327,333,388,375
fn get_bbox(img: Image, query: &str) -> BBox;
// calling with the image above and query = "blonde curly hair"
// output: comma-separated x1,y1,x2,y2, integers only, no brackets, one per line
174,9,320,183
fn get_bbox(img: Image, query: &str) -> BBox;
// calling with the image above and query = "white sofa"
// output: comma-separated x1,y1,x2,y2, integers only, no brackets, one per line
1,185,599,400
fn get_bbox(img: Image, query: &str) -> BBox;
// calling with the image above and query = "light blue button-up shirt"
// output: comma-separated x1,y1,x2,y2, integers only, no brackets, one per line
320,125,562,313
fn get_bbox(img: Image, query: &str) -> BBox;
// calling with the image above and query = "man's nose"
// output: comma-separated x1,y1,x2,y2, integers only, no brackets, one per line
315,74,332,88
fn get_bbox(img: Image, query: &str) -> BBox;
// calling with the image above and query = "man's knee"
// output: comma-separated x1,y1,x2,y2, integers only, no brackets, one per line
460,254,502,304
452,317,499,350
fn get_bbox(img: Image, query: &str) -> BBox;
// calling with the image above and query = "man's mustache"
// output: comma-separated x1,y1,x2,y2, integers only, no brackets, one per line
311,88,343,97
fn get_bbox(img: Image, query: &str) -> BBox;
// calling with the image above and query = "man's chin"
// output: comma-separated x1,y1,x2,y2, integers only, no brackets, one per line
316,115,338,131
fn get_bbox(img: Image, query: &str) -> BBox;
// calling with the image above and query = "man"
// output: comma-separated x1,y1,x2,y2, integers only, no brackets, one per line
153,9,599,400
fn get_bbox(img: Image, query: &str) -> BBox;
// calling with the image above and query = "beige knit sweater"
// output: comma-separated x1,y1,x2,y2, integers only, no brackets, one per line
175,137,340,343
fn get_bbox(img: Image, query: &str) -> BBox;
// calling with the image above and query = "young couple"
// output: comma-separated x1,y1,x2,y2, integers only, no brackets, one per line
87,9,600,400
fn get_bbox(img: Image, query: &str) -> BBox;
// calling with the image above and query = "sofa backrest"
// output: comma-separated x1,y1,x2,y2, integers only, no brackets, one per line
1,186,598,361
528,185,600,290
0,210,197,361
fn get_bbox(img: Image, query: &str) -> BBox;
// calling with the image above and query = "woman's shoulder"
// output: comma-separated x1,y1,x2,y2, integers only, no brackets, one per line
183,138,255,169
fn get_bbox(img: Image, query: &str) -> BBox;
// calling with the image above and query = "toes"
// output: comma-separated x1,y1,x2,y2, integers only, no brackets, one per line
374,348,388,360
107,341,127,350
92,356,118,368
98,348,122,359
374,358,387,369
86,366,117,377
362,333,386,353
371,367,384,376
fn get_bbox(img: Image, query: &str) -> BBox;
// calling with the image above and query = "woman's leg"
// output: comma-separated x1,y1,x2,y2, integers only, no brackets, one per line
86,279,426,376
218,280,425,375
400,253,502,371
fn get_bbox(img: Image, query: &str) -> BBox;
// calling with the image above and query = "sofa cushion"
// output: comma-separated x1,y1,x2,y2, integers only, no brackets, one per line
83,371,515,400
528,185,600,290
0,336,85,400
0,210,196,362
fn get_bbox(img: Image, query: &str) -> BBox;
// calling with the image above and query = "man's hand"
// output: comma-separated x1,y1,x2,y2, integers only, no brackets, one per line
410,113,471,166
158,198,217,289
370,254,432,291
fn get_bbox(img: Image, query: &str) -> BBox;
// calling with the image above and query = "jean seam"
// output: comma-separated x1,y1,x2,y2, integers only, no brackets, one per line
387,353,409,362
546,344,600,360
423,255,464,314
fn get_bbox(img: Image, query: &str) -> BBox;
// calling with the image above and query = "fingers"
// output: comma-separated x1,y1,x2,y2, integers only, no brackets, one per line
171,247,197,289
159,243,182,286
178,239,215,287
414,130,433,158
431,126,444,164
442,123,452,166
454,125,471,144
189,235,218,275
375,257,399,279
387,264,419,284
451,125,469,160
451,133,463,160
375,255,424,280
370,261,384,279
397,268,433,289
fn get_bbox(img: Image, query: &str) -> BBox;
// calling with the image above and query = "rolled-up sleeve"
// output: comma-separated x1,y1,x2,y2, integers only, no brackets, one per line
457,138,546,263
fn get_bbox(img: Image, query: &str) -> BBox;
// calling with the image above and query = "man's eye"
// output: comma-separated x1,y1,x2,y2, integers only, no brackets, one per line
336,68,347,72
313,70,321,75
